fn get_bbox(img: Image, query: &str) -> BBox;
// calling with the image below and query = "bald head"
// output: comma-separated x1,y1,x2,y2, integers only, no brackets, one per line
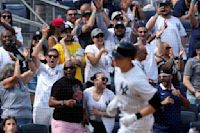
0,29,13,51
80,3,91,13
135,44,147,62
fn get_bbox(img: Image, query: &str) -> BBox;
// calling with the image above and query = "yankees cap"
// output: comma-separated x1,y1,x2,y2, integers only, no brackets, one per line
112,41,137,58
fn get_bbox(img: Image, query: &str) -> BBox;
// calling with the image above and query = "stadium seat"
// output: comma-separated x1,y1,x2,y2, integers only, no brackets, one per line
181,111,197,133
20,124,48,133
181,104,199,119
190,121,200,131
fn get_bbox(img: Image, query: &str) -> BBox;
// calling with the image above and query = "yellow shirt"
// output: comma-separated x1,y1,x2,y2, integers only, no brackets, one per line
54,42,84,82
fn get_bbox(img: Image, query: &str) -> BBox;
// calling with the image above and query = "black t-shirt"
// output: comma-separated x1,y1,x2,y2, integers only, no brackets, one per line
51,77,83,123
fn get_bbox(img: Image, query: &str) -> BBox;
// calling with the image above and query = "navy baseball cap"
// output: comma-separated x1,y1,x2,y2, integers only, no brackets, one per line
159,66,173,76
112,41,137,58
114,21,125,29
32,31,42,40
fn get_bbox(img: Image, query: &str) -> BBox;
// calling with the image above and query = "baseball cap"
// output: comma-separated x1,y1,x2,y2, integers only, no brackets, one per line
91,28,103,38
112,41,137,58
50,18,65,27
159,66,173,76
157,0,171,5
114,21,125,29
111,11,122,20
61,24,73,33
196,41,200,49
32,31,42,40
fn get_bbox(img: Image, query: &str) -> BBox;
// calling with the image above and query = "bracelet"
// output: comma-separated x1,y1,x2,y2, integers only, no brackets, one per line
92,11,96,15
60,100,64,106
135,112,142,120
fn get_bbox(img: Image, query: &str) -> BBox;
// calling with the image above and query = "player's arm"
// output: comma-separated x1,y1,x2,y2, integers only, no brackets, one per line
120,93,161,126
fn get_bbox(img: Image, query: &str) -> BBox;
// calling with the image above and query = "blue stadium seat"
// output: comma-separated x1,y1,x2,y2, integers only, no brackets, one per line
190,121,200,131
181,104,199,119
181,111,197,133
20,124,48,133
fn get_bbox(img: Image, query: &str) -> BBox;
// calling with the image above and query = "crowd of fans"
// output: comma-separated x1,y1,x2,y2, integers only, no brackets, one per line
0,0,200,132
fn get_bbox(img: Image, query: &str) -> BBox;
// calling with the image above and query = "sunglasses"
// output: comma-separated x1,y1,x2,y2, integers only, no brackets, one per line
115,17,123,21
2,15,11,19
165,46,171,50
48,55,58,58
64,66,76,70
68,13,77,16
115,25,125,29
138,31,147,33
98,77,108,82
94,33,104,38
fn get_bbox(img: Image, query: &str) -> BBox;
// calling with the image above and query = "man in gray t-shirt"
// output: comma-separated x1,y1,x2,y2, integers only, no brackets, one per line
183,42,200,104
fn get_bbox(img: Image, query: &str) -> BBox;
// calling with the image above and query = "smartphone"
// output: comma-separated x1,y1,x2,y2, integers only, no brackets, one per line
159,3,166,7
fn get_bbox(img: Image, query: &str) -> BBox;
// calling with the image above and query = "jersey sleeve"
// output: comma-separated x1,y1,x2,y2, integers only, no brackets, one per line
134,78,157,101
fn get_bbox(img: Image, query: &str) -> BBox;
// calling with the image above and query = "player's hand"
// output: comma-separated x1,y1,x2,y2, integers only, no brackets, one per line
161,96,174,105
120,113,137,127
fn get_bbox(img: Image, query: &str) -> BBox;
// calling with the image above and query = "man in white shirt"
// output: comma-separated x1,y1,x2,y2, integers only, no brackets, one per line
136,24,158,86
0,29,15,69
146,0,187,57
31,30,64,126
107,41,161,133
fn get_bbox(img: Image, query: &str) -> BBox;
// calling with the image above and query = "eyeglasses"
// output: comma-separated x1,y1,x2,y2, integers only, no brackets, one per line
115,25,125,29
97,77,108,82
48,55,58,58
64,66,76,70
68,13,77,16
115,17,123,21
165,46,171,50
2,15,11,19
138,31,147,33
94,33,104,38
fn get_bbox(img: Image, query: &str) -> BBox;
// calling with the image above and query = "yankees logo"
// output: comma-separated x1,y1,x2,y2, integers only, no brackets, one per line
119,82,129,95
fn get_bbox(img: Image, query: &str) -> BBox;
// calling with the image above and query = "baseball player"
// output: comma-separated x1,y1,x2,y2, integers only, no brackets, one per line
107,41,161,133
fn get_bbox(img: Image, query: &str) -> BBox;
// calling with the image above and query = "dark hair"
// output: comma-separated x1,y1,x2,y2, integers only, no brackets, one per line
47,25,56,39
65,7,77,14
196,41,200,50
91,72,103,81
135,21,146,30
0,116,17,133
2,116,17,127
0,10,13,25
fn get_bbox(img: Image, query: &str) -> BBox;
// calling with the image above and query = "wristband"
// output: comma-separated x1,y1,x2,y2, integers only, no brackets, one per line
191,0,196,4
92,11,96,15
60,100,64,106
135,112,142,120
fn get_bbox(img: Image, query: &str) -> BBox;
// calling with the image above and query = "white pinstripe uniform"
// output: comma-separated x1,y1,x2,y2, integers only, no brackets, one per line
108,63,157,133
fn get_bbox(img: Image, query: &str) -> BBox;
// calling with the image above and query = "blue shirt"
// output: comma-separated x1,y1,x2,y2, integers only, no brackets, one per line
173,0,188,18
154,84,186,127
